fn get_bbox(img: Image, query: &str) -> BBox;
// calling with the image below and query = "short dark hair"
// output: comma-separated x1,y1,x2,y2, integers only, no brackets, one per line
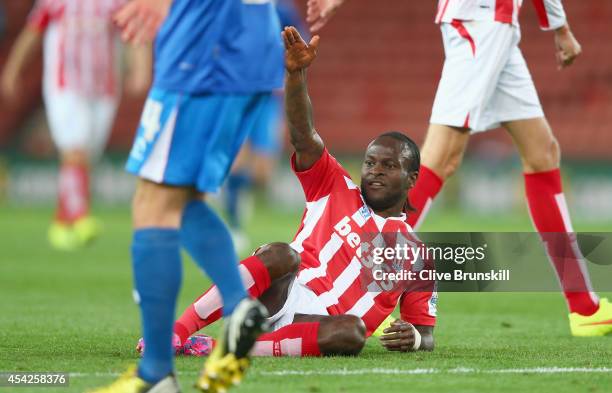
378,131,420,174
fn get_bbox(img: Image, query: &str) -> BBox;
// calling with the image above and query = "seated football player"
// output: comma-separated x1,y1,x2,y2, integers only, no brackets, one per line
138,26,437,357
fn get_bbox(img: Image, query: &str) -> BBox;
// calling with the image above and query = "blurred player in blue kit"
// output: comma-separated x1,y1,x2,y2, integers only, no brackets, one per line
225,0,309,253
89,1,283,392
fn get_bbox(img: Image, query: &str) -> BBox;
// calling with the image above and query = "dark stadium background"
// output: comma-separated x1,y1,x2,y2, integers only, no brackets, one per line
0,0,611,221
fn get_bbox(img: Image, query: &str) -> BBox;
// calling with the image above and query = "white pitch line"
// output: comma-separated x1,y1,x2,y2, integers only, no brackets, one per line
69,367,612,378
482,367,612,374
259,367,612,376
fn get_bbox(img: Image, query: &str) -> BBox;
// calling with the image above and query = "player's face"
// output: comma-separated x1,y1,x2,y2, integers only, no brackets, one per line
360,137,415,213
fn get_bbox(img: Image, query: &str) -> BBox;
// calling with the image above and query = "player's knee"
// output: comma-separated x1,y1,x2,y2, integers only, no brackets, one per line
319,315,366,356
422,148,461,181
132,184,152,226
253,242,300,280
131,180,188,228
132,193,168,228
421,124,468,181
544,137,561,169
443,156,461,179
524,136,561,172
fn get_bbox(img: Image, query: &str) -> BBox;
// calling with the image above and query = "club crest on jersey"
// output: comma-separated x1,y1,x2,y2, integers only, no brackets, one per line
359,205,371,220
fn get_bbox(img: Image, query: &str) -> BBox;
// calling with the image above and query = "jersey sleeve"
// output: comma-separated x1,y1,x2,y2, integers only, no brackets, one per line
531,0,567,30
399,290,437,327
27,0,52,32
291,148,348,202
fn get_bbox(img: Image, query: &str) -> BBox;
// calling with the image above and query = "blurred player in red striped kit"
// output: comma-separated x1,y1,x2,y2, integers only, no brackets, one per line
1,0,150,250
308,0,612,337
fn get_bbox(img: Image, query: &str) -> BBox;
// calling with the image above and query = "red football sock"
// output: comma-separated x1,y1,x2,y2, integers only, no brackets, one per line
524,169,599,316
56,163,90,224
174,256,272,344
407,165,443,229
251,322,321,357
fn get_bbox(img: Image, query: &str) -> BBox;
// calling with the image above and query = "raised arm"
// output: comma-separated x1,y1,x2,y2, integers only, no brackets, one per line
281,26,324,171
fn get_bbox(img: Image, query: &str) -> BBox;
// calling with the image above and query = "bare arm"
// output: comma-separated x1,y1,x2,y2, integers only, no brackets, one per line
1,26,42,99
379,319,435,352
124,43,152,95
531,0,580,69
281,26,324,171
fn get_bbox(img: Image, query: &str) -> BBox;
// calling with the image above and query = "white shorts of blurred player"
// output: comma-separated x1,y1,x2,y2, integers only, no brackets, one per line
430,20,544,133
267,278,329,331
43,89,119,159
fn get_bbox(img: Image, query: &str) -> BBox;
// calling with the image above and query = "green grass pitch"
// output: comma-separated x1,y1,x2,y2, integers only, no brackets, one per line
1,204,611,393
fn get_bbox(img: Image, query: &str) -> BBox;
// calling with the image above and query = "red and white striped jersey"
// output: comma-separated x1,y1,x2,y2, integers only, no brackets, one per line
435,0,567,30
27,0,126,97
290,150,437,336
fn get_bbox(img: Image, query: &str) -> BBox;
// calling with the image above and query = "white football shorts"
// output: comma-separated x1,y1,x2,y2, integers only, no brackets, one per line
430,20,544,132
43,88,118,157
267,278,329,331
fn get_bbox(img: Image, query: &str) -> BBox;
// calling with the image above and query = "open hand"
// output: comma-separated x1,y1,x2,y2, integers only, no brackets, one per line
307,0,345,33
379,319,418,352
113,0,171,44
282,26,320,73
554,25,581,70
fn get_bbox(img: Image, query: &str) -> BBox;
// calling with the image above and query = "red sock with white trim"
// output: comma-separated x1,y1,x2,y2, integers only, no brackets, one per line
251,322,321,357
173,256,271,344
56,163,90,224
524,169,599,316
407,165,444,230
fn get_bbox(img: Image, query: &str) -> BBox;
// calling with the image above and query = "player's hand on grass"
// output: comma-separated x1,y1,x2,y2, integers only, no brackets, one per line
554,24,581,70
113,0,171,44
379,319,419,352
307,0,345,33
282,26,320,73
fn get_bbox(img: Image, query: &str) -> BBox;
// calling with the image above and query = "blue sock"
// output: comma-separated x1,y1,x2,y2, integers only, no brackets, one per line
132,228,182,384
181,200,246,315
225,171,252,229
